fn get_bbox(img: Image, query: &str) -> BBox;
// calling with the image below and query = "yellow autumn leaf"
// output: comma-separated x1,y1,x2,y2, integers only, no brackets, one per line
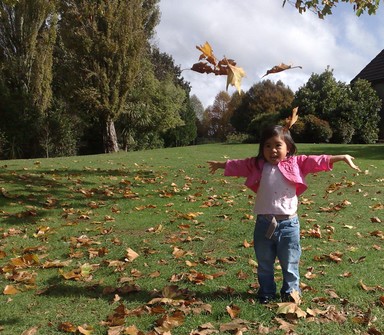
226,63,246,94
78,324,93,335
196,41,217,65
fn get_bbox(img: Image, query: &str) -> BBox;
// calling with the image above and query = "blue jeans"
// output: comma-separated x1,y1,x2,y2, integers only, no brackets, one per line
253,214,301,299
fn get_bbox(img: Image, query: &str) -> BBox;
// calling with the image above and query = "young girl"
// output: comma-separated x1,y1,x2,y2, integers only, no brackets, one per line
208,125,360,304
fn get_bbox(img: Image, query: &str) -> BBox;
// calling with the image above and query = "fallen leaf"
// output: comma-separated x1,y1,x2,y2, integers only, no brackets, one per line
226,304,241,319
3,285,20,295
125,248,139,262
21,327,39,335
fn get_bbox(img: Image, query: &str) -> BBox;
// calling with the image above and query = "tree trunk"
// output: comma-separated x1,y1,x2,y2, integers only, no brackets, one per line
103,118,119,153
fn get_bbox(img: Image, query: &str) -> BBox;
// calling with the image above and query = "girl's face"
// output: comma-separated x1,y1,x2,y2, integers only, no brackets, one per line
262,135,289,165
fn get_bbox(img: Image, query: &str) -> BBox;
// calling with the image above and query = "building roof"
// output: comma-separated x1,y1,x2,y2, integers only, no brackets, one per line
351,49,384,84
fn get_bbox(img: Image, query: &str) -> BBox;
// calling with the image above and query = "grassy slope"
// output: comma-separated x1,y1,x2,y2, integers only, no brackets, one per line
0,143,383,334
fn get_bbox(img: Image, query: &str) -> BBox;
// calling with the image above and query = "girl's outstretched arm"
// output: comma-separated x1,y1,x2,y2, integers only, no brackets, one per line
330,155,361,171
207,161,226,174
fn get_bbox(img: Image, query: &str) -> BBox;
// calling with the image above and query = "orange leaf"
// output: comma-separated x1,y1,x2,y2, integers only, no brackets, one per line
226,304,241,319
285,107,299,130
58,322,77,332
3,285,20,295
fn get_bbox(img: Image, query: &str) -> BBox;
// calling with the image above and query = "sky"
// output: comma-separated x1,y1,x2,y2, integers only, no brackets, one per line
153,0,384,108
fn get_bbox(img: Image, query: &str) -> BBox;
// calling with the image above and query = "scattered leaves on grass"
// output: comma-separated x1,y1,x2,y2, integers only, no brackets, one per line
1,152,383,334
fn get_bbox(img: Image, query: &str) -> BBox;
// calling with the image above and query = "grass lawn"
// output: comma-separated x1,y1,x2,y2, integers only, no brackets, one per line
0,143,383,335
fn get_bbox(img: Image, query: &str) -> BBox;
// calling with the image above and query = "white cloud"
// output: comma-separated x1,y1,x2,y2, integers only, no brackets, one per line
154,0,384,108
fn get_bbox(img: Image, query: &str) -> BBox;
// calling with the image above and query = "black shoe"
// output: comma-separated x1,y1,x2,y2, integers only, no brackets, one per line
281,293,295,302
258,297,273,304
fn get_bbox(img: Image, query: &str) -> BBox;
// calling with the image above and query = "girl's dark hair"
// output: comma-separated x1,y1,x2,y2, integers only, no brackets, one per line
256,125,297,159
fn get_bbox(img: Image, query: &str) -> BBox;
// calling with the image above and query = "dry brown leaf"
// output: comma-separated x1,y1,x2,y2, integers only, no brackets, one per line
262,63,302,78
58,322,77,332
285,107,299,130
125,248,139,262
123,325,144,335
276,302,307,318
78,325,93,335
191,42,246,93
219,319,249,333
21,327,39,335
275,317,296,332
226,304,241,319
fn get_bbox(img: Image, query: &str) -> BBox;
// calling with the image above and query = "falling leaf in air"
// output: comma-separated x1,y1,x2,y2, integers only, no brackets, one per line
190,41,246,93
262,63,302,78
226,63,246,94
284,107,299,130
196,41,217,66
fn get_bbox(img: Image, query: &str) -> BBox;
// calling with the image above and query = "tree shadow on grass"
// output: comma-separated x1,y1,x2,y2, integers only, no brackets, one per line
40,275,255,305
0,166,159,225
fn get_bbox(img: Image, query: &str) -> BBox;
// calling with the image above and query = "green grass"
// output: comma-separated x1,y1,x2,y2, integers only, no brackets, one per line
0,143,383,335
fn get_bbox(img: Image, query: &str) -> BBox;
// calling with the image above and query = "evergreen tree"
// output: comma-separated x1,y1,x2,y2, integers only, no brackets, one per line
58,0,160,153
0,0,57,158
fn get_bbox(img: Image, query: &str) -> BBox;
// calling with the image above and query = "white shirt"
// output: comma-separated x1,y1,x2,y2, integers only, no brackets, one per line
253,163,298,215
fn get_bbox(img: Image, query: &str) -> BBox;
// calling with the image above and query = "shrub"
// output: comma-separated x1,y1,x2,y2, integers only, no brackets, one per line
248,112,281,142
331,119,355,144
225,132,250,144
305,115,333,142
297,115,333,143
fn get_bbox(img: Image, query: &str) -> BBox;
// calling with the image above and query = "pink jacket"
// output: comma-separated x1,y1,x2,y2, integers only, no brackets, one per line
224,155,333,196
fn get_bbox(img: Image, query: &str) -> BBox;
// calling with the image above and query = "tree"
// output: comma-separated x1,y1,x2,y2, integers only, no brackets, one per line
200,91,234,141
163,97,197,147
349,79,381,143
117,57,185,151
293,68,381,143
231,80,294,134
190,95,205,121
283,0,379,18
149,47,196,147
58,0,160,153
0,0,58,158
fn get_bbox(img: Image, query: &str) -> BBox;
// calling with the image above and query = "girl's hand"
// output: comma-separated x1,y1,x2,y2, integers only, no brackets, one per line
343,155,361,172
207,161,226,174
